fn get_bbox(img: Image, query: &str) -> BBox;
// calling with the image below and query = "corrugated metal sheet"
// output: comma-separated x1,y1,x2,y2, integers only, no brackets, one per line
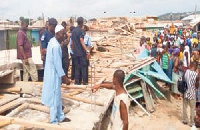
0,30,7,50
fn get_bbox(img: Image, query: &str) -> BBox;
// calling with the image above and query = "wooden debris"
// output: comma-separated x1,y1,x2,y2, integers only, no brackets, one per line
0,87,21,93
0,120,13,128
63,94,104,106
0,98,26,114
0,116,73,130
6,103,29,117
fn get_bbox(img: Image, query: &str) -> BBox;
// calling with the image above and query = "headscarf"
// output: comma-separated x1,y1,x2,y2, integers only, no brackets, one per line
173,48,180,55
55,25,64,34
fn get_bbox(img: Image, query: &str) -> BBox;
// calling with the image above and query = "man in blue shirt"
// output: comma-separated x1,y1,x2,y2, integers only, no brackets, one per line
82,25,92,84
71,17,90,85
41,18,57,67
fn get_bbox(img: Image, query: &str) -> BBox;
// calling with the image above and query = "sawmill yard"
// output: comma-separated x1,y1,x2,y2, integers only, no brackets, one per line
0,17,190,130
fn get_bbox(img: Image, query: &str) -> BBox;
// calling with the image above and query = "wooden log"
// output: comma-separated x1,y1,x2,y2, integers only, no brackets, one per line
63,94,104,106
26,98,42,104
0,87,22,93
69,91,83,96
61,85,87,90
140,80,155,113
0,120,13,128
0,95,20,106
6,103,29,117
0,98,26,114
28,104,49,113
0,116,73,130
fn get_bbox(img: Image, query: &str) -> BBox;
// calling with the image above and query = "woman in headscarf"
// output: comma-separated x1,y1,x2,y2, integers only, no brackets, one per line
171,48,181,99
183,46,190,71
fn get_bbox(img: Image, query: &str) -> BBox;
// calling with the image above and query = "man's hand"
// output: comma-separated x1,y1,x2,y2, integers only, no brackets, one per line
64,76,70,85
24,58,29,65
87,53,91,60
92,84,100,93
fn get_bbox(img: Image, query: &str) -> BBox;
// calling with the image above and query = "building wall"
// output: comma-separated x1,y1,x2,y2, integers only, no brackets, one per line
0,29,39,50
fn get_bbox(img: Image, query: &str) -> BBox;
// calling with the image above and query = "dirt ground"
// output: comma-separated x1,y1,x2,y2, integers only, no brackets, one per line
129,98,191,130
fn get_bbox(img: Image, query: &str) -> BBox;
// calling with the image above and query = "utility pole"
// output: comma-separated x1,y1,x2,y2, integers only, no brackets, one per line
195,4,197,19
42,13,45,26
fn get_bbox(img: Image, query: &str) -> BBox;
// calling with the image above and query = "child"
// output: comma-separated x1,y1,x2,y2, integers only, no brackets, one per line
162,46,170,77
92,70,130,130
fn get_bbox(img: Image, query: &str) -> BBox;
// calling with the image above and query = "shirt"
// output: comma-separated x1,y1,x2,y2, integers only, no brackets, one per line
150,47,157,58
184,69,198,100
84,34,92,47
41,30,54,49
109,93,130,130
71,26,85,57
162,53,170,69
16,29,32,60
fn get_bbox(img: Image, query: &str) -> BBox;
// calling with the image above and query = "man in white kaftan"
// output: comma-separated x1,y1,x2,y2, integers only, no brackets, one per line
42,25,70,124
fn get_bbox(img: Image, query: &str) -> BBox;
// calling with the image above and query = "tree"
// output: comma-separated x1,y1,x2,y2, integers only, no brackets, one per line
19,16,29,25
37,17,43,20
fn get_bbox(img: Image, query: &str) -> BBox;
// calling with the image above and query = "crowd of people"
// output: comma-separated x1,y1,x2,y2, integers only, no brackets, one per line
137,27,200,127
16,17,130,129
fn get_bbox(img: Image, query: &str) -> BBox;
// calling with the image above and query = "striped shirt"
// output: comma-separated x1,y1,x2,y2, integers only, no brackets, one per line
162,53,170,69
184,69,198,100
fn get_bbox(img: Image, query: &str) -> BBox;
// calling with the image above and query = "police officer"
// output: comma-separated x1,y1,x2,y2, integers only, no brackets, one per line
41,18,58,67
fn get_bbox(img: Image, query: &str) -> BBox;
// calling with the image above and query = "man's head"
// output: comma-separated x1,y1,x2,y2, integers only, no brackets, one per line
113,70,125,89
45,21,49,30
48,18,58,33
61,21,67,29
77,17,84,26
190,61,198,70
55,25,65,43
82,25,89,35
140,36,146,45
70,26,75,33
21,20,28,31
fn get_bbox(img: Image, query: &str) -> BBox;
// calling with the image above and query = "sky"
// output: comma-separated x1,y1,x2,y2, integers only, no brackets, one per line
0,0,199,21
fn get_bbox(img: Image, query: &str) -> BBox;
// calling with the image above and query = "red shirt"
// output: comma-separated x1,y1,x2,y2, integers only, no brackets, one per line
16,29,32,59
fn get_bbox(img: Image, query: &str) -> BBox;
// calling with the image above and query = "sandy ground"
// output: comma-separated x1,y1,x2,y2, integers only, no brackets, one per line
129,98,192,130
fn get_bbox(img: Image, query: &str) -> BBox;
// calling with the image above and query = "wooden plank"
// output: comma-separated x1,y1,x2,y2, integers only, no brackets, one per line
0,98,26,114
140,80,155,113
0,87,21,93
0,95,20,106
0,120,13,128
6,103,29,117
0,116,74,130
63,94,104,106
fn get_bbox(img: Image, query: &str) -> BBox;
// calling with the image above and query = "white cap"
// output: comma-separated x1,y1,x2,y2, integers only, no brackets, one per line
55,25,64,34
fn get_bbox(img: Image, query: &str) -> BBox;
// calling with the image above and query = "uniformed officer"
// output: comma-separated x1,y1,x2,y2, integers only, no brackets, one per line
41,18,58,67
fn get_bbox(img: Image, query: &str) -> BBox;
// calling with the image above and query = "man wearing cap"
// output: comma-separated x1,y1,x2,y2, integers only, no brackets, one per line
41,18,57,67
42,25,70,124
71,17,90,85
16,20,38,81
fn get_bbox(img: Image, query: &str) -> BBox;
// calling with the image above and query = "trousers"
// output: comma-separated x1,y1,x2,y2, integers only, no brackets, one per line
74,56,87,84
183,98,196,125
22,58,38,81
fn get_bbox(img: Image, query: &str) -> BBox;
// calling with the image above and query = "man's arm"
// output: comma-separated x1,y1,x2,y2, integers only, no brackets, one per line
120,100,128,130
80,37,88,52
185,52,189,67
92,82,113,93
195,73,200,89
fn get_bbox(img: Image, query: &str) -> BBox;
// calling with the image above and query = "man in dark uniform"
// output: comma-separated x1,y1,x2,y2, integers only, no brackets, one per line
61,21,70,78
41,18,58,67
71,17,90,85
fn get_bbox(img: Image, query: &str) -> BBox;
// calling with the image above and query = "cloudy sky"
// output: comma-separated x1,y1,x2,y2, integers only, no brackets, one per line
0,0,199,20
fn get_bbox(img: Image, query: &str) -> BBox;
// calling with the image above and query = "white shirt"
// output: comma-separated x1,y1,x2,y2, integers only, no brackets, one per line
109,93,130,130
183,46,190,67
